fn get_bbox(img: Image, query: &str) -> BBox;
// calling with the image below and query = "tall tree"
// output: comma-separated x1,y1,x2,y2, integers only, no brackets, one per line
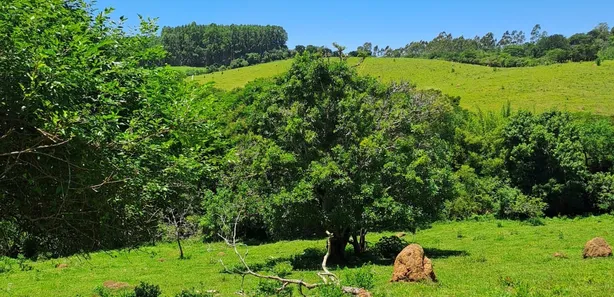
206,54,459,263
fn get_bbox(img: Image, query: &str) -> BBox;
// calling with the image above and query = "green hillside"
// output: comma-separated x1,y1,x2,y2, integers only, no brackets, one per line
3,217,614,297
189,58,614,115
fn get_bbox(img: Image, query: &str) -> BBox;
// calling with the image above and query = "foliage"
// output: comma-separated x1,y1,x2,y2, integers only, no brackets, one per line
372,236,409,259
316,284,345,297
379,23,613,67
253,280,292,297
204,53,459,261
271,261,293,277
0,0,225,257
343,265,375,290
161,23,288,67
134,282,162,297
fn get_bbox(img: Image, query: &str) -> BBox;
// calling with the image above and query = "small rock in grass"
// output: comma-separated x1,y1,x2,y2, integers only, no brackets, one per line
55,263,69,269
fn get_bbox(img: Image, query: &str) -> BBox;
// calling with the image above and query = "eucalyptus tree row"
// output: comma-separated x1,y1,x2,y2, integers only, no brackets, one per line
161,23,288,67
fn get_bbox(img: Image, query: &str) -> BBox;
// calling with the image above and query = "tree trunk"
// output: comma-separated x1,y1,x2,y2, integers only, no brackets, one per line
176,232,184,259
350,229,367,255
327,229,350,264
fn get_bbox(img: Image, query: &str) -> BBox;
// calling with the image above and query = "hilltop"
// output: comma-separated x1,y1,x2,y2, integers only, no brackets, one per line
187,58,614,115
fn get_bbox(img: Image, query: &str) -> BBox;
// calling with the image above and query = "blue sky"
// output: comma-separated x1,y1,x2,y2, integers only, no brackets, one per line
95,0,614,51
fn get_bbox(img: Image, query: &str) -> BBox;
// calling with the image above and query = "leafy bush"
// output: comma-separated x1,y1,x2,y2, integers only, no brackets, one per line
271,261,293,277
373,236,409,259
588,172,614,212
317,284,345,297
229,58,249,69
344,265,375,290
598,47,614,61
497,186,547,219
134,282,161,297
253,280,291,297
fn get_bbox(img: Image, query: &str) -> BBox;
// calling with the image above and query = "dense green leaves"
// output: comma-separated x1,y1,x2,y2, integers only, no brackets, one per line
204,54,460,260
161,23,288,69
0,0,224,257
379,23,614,66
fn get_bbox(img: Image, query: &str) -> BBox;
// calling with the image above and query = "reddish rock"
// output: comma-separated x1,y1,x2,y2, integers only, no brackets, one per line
583,237,612,258
391,244,436,283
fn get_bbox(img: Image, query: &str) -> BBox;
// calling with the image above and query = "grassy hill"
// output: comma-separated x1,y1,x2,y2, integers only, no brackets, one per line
186,58,614,116
3,216,614,296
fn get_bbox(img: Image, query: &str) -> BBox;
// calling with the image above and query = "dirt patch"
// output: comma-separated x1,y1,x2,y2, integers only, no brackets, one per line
553,252,567,259
55,263,69,269
103,280,131,290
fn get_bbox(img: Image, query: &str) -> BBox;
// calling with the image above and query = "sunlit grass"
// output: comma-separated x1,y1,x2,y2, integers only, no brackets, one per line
191,58,614,116
3,215,613,296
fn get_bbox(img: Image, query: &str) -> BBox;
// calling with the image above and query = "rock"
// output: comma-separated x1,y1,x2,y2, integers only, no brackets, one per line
357,289,372,297
391,244,437,282
583,237,612,258
103,281,131,290
395,232,406,238
55,263,68,269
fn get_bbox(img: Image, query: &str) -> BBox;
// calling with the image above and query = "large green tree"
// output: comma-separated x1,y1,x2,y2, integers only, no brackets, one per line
205,54,459,262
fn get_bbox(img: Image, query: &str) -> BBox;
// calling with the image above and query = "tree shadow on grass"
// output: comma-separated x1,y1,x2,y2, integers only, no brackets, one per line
423,247,469,259
242,246,469,273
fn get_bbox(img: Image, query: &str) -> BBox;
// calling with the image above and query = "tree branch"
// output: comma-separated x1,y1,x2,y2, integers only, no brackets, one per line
218,214,370,296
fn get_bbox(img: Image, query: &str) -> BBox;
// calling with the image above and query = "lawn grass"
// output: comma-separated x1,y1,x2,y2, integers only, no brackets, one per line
2,215,613,296
191,58,614,116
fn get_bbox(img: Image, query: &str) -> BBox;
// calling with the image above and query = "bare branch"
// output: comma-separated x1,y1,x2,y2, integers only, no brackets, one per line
0,138,71,157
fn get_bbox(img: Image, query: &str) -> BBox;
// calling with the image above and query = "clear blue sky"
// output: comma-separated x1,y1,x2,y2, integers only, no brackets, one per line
95,0,614,51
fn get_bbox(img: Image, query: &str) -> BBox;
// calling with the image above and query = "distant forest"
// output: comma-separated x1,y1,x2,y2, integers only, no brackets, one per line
162,22,614,71
358,23,614,67
161,23,289,72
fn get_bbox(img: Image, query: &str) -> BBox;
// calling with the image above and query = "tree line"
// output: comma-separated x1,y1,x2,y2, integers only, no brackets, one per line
161,22,289,72
2,0,614,262
352,23,614,67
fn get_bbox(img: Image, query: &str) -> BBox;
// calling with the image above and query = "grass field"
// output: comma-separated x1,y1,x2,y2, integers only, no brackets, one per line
2,215,613,297
186,58,614,116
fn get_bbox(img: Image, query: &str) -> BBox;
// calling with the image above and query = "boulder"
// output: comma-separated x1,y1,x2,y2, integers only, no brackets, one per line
583,237,612,258
391,244,436,282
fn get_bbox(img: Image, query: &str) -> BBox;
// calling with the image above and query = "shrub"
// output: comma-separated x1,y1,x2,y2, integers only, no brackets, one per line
588,172,614,212
497,186,547,219
271,261,293,277
344,265,375,290
134,282,161,297
373,236,408,259
229,58,249,69
253,280,291,297
317,284,345,297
